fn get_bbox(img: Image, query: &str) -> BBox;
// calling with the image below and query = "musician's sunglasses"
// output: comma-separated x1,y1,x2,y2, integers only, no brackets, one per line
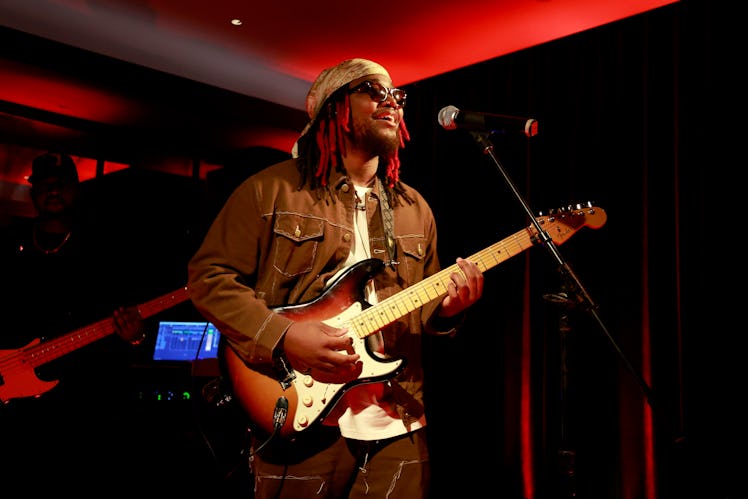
348,80,407,107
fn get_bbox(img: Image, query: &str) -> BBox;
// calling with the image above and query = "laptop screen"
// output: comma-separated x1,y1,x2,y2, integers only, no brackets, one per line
153,321,221,361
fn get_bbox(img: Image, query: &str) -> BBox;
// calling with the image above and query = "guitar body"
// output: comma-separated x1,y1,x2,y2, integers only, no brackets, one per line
0,339,59,401
224,258,406,438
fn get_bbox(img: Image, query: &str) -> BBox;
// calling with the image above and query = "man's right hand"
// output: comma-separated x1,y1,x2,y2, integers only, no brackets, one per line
282,321,362,382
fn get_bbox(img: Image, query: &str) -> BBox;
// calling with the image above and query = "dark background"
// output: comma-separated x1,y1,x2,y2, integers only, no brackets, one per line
1,1,740,497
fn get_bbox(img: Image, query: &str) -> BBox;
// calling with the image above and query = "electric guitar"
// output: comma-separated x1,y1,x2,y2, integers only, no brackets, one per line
0,286,190,403
224,205,607,438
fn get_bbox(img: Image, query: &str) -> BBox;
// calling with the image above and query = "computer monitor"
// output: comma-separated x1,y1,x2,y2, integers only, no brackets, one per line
152,321,221,362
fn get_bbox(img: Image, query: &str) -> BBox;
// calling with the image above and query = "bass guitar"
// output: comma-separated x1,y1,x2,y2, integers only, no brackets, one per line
0,286,190,403
224,205,607,438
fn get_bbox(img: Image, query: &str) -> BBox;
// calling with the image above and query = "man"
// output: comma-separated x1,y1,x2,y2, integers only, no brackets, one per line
1,152,145,346
188,58,484,498
0,152,145,490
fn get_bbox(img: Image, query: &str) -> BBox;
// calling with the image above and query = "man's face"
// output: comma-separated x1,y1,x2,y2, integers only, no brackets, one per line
31,176,78,215
347,75,404,157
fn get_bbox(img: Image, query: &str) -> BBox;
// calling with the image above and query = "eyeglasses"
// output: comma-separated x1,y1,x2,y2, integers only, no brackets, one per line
349,80,407,107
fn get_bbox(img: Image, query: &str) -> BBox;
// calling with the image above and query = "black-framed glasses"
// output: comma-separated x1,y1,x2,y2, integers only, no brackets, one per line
349,80,407,107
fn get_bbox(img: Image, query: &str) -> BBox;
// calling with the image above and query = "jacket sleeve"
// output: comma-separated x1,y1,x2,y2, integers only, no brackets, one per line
409,188,467,337
187,180,292,366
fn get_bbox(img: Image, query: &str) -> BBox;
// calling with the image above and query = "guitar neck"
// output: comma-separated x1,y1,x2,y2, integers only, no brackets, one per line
24,287,190,369
351,226,536,339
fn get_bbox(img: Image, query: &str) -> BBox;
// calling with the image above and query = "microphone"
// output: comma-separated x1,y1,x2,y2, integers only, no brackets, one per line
438,105,538,137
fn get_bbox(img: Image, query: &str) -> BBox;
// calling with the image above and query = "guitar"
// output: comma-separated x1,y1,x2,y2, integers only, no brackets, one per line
224,205,607,438
0,286,190,403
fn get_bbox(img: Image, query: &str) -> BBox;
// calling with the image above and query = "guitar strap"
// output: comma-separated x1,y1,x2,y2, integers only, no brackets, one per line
376,177,397,267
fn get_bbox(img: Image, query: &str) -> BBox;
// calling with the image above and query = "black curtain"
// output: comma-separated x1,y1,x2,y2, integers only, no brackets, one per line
403,1,741,498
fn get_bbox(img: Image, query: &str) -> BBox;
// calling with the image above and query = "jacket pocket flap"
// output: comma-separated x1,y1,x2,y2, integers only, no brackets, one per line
274,213,324,242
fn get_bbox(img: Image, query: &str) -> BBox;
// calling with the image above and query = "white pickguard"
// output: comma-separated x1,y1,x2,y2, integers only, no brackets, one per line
290,301,404,431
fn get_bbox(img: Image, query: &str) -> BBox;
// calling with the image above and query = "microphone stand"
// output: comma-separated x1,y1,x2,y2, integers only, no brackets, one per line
468,131,657,495
543,285,578,498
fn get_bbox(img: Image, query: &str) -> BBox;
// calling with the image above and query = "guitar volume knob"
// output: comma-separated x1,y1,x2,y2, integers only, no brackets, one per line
302,394,313,407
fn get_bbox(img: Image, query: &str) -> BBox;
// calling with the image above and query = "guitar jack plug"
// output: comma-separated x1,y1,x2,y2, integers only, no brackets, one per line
250,396,289,458
273,396,289,430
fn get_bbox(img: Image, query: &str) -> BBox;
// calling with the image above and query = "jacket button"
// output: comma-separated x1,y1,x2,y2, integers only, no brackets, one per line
343,233,351,242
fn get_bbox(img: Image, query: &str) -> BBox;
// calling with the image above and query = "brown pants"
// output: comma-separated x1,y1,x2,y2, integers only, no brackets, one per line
251,426,430,498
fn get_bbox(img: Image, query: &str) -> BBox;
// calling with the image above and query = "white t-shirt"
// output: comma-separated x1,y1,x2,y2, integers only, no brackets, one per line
326,185,425,440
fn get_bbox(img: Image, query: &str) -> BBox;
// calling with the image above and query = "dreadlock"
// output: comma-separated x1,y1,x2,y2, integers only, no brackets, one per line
295,87,414,206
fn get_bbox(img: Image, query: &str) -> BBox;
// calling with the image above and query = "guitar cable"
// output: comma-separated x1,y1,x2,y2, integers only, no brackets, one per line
249,396,288,456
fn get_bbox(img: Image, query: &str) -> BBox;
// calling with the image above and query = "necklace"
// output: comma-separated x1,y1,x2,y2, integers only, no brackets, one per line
353,187,372,259
33,225,72,255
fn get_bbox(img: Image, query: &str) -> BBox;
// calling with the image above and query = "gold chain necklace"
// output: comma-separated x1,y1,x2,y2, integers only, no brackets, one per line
33,225,72,255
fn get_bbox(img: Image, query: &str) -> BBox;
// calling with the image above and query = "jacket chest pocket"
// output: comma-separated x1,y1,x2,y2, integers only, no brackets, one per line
396,236,428,283
273,213,325,277
399,237,426,262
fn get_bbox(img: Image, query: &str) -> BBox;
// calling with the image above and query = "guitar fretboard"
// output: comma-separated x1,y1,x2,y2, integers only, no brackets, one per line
24,287,190,368
349,227,534,338
348,205,606,339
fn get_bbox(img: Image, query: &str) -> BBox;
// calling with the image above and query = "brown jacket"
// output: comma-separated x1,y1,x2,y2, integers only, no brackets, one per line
188,158,461,424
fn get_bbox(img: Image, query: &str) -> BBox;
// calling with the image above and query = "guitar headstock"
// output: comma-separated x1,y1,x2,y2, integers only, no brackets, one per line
533,202,607,245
